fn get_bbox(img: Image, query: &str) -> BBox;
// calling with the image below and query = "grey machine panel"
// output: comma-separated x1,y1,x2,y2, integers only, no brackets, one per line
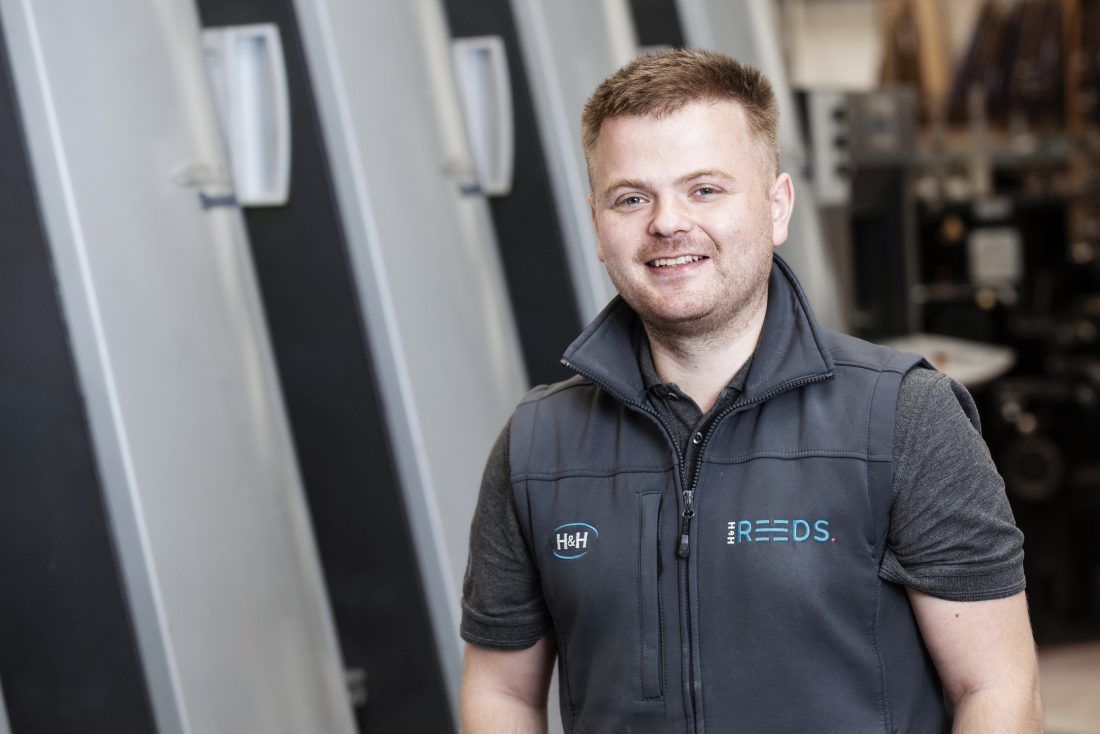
442,0,585,387
0,676,10,734
0,1,357,733
508,0,639,321
676,0,847,330
291,0,530,715
0,7,157,731
195,3,454,731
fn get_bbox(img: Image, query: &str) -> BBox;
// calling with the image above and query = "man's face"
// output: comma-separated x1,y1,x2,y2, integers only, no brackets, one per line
587,100,793,338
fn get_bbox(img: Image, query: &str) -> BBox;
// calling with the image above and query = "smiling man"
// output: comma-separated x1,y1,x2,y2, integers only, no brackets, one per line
460,50,1042,733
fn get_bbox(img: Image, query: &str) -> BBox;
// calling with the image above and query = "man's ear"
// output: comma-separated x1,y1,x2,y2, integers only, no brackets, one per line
770,172,795,247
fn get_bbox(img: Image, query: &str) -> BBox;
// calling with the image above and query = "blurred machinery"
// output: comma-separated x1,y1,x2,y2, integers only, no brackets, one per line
801,2,1100,635
802,88,920,339
918,0,1100,638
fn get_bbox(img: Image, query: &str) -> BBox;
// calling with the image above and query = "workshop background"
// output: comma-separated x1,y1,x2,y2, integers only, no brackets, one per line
787,4,1100,728
1,0,1097,732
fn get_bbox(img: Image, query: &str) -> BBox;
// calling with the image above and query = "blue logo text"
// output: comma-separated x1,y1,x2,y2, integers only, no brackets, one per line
726,519,832,544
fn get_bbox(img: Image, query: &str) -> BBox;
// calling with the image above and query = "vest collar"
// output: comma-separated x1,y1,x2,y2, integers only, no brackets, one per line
560,254,835,407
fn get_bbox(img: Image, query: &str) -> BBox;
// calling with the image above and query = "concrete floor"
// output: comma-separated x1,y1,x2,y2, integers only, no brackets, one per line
1040,642,1100,733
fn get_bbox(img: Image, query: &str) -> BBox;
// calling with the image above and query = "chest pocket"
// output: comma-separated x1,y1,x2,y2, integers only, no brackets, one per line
522,473,672,706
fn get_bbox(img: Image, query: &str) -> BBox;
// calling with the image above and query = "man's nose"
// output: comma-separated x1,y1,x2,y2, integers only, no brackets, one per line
648,196,692,238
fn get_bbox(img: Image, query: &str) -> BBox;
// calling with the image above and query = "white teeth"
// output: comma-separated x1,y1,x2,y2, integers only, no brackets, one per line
650,255,704,268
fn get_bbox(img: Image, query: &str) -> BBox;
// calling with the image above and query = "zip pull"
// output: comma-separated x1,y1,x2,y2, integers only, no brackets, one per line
678,490,696,559
677,529,690,558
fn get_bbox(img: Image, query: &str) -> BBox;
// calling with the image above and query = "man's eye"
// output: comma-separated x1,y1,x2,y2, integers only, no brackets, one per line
694,186,718,197
616,195,645,207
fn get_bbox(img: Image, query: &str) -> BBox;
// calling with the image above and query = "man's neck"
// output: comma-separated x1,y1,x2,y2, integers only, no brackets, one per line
645,299,767,413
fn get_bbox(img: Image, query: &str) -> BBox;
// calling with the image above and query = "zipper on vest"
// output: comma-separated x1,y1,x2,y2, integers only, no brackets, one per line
675,372,833,733
674,373,830,560
684,372,835,505
677,490,695,558
561,359,832,734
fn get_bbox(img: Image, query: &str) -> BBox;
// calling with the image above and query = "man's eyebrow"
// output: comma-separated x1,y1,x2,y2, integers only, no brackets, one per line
599,178,651,202
676,168,736,184
598,169,738,202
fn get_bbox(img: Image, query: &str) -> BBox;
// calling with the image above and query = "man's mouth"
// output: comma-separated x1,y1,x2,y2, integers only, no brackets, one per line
647,255,707,268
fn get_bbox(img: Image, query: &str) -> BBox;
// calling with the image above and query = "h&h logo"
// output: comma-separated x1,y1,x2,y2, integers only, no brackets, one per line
552,522,599,560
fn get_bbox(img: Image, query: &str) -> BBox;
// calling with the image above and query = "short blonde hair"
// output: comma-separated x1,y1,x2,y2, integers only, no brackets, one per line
582,48,780,182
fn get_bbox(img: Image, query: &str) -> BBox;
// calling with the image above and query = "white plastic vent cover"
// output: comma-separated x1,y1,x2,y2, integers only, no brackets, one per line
202,23,291,206
451,36,514,196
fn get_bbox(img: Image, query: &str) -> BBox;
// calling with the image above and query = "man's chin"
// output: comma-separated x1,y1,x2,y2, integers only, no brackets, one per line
631,292,765,342
634,305,717,335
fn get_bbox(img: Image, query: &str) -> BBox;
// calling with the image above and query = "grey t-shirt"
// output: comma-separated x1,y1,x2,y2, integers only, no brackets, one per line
461,364,1026,649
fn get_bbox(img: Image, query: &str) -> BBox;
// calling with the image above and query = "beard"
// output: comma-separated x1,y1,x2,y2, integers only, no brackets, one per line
606,232,774,347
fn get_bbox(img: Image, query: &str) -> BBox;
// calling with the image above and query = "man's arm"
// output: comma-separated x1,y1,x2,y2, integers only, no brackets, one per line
460,635,556,733
907,589,1042,732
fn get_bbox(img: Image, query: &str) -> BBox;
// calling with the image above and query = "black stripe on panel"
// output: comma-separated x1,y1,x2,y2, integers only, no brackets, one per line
628,0,686,48
192,1,453,731
441,0,582,386
0,15,158,734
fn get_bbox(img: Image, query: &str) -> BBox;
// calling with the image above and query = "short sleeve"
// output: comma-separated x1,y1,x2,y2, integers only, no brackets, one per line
460,418,551,648
879,369,1026,601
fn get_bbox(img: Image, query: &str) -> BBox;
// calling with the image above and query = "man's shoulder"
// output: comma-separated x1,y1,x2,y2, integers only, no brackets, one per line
516,373,596,408
895,363,981,432
511,375,603,454
819,333,982,438
509,372,649,479
822,329,928,375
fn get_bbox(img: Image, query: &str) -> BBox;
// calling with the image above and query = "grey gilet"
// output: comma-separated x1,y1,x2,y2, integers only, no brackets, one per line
508,255,951,733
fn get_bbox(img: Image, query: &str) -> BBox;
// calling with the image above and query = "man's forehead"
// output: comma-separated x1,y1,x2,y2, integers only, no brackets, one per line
590,103,757,181
591,101,755,168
